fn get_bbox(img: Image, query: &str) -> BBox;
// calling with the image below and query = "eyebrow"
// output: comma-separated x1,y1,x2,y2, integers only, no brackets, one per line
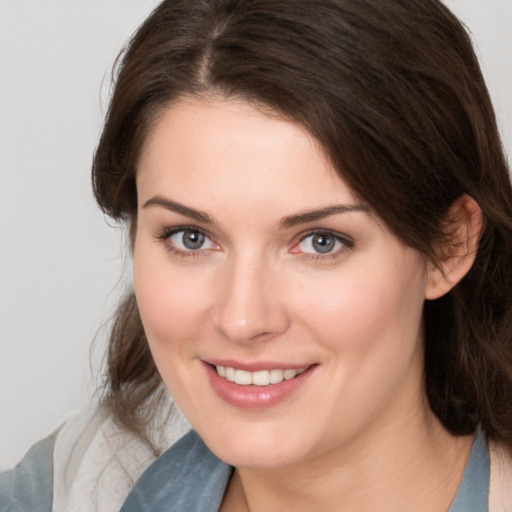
142,195,369,228
279,204,369,228
142,196,216,225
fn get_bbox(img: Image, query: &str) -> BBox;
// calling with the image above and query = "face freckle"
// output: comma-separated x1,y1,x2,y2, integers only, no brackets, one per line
133,96,430,469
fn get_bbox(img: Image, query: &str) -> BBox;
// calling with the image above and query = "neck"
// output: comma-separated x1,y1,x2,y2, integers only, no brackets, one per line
222,407,473,512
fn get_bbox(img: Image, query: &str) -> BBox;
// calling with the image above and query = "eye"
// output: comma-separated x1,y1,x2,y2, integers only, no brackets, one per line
296,231,349,255
164,227,218,253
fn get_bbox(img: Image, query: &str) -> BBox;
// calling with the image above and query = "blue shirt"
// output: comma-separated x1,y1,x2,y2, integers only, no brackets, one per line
120,430,490,512
0,429,490,511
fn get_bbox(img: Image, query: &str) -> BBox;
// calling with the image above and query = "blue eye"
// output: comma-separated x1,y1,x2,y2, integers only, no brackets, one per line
168,228,216,252
297,232,345,255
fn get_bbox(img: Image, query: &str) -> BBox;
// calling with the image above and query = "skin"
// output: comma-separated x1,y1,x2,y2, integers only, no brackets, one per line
133,96,477,511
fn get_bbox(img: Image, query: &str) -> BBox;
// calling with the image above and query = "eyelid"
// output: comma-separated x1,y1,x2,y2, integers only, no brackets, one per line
156,225,208,241
291,229,354,256
156,225,220,256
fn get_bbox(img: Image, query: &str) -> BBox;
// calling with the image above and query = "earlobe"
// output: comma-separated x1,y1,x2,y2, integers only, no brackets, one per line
425,195,483,300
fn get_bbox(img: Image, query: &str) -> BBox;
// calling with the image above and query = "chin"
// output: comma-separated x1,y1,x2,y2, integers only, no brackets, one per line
213,443,306,470
196,422,312,469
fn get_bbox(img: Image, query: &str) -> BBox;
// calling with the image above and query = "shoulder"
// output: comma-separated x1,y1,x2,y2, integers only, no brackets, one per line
120,431,233,512
0,434,56,512
489,439,512,512
0,400,191,512
53,400,190,512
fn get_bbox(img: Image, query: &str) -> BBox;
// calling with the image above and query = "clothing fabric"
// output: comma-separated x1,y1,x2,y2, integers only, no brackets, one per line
1,403,511,511
120,431,232,512
120,429,490,512
449,430,489,511
0,436,55,512
1,402,190,512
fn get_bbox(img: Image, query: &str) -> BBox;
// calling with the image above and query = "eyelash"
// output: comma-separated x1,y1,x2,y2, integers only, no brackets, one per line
156,226,216,259
155,226,354,260
293,230,354,261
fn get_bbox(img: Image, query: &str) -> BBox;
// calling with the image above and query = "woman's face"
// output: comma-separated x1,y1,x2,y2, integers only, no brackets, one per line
134,97,431,468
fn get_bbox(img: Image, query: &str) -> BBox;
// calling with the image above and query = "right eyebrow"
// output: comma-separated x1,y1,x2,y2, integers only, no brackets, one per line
279,204,369,229
142,196,216,225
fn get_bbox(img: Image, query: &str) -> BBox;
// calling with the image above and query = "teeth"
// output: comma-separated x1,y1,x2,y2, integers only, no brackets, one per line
215,365,308,386
283,369,297,380
226,367,236,382
269,369,284,384
235,369,252,385
252,370,270,386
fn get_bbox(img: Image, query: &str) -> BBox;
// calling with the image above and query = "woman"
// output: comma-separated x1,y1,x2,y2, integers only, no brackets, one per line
2,0,512,510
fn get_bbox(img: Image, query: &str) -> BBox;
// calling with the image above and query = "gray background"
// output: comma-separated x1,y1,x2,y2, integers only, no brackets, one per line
1,0,511,469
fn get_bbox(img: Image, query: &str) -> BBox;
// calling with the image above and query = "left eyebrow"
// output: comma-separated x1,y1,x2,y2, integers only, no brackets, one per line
279,204,370,229
142,196,216,225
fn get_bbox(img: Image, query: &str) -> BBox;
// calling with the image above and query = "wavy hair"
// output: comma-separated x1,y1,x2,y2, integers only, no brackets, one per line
92,0,512,448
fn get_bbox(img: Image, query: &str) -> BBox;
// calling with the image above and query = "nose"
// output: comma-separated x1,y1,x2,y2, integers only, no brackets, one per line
213,252,290,344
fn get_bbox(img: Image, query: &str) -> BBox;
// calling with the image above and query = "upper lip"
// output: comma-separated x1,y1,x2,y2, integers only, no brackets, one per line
202,358,313,372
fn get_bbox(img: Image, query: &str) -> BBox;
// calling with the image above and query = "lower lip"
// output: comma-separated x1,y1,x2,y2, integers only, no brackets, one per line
203,362,316,409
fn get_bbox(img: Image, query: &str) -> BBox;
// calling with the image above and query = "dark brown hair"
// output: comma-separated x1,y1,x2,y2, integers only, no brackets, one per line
93,0,512,448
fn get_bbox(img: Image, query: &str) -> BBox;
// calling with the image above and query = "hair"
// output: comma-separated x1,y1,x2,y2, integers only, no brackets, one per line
93,0,512,449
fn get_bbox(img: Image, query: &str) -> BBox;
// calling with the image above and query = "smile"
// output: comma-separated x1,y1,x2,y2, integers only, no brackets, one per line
215,366,308,386
203,361,317,409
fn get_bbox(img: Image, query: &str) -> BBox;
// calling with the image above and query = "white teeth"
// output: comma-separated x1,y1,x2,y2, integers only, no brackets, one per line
283,369,297,380
225,367,236,382
235,369,252,385
269,369,284,384
252,370,270,386
215,365,308,386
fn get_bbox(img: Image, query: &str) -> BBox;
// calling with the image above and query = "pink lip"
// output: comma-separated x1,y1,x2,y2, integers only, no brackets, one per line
202,361,317,409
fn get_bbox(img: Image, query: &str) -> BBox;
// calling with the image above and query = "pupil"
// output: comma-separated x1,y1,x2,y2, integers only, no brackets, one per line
183,230,205,250
312,233,335,253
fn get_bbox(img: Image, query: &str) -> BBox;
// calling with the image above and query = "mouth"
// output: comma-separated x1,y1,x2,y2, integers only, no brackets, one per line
202,360,316,409
214,365,309,386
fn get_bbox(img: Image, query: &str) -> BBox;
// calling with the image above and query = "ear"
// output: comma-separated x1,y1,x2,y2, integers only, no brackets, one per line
425,195,483,300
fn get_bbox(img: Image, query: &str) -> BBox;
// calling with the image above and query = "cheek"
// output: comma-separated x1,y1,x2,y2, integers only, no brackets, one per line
289,252,427,357
132,246,211,351
289,254,427,435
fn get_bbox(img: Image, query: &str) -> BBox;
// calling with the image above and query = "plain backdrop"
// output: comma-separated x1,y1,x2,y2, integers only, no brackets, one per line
1,0,511,470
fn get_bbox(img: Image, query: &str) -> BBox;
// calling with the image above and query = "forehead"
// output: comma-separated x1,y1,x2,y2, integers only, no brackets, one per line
137,97,359,212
